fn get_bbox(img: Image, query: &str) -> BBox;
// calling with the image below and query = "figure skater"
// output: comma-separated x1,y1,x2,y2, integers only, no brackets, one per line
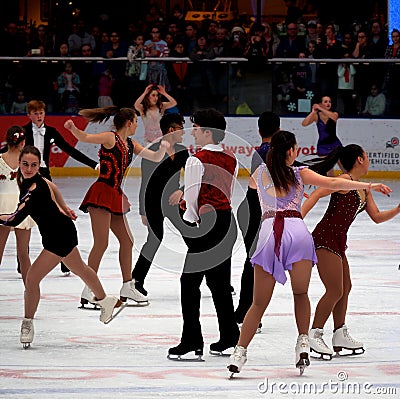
0,146,124,348
301,144,400,359
0,126,34,284
301,95,342,176
227,131,391,376
134,84,177,144
63,106,169,308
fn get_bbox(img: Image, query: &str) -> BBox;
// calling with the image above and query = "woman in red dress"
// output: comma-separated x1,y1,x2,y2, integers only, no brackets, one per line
302,144,400,359
64,106,169,308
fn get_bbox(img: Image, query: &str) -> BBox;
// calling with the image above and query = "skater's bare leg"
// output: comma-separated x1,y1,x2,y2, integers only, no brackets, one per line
88,207,111,273
237,265,275,348
24,250,61,319
110,214,134,282
332,255,351,329
15,228,31,285
312,249,344,329
63,247,106,300
289,260,312,335
0,225,11,263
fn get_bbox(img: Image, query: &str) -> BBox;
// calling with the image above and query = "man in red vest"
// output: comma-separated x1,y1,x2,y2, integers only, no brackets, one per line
168,108,240,360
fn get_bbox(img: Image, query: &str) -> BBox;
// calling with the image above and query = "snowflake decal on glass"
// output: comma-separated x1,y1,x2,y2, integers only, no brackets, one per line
306,91,314,100
287,102,296,112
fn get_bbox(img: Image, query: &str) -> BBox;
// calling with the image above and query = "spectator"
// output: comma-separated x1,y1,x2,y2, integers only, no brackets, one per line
369,20,388,58
77,44,99,108
10,90,28,114
244,23,269,73
337,63,357,115
0,21,28,56
305,21,318,47
101,31,128,106
98,68,114,107
383,29,400,115
341,32,355,58
188,33,216,110
67,20,96,56
369,21,388,88
184,23,198,56
55,62,80,113
314,25,343,107
352,29,373,109
29,24,54,56
126,33,147,100
263,22,280,59
144,26,170,90
276,22,306,58
361,84,386,116
0,93,7,114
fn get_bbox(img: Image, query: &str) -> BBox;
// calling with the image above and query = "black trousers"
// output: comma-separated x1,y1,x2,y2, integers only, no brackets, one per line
234,187,262,323
179,209,239,345
132,202,192,283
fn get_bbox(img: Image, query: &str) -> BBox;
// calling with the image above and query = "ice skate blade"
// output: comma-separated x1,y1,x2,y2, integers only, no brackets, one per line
333,346,365,356
167,354,204,362
124,299,150,307
310,348,332,360
296,353,310,375
209,349,232,357
103,301,127,324
78,298,100,310
227,364,240,378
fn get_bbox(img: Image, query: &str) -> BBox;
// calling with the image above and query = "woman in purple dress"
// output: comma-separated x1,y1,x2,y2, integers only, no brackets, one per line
302,95,342,176
227,131,391,377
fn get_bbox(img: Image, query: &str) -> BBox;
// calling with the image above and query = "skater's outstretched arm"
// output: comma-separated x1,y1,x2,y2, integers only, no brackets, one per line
365,194,400,223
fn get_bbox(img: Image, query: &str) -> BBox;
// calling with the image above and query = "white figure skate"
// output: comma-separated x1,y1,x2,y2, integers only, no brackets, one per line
332,325,364,355
20,318,34,349
309,328,333,360
94,295,126,324
227,345,247,378
79,285,99,310
120,280,149,306
295,334,310,375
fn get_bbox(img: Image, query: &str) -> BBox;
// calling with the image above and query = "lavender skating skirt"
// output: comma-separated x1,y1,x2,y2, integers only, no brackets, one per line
250,218,317,285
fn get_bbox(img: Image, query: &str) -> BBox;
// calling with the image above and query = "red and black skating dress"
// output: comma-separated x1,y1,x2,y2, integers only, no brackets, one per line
79,132,133,215
312,176,367,258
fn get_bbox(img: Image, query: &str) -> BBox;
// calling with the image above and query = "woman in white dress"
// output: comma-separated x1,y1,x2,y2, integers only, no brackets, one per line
0,126,35,284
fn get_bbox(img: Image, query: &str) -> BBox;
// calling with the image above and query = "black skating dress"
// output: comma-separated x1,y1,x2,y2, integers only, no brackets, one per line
0,174,78,257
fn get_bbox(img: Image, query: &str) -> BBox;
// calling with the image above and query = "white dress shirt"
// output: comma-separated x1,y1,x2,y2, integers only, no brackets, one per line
32,123,46,167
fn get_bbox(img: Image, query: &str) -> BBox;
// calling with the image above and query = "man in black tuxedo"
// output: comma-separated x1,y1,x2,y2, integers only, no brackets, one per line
1,100,98,274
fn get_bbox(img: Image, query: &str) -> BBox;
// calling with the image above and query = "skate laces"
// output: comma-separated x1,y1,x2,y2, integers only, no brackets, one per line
21,320,32,334
342,326,361,344
232,346,247,361
314,329,330,349
297,334,309,349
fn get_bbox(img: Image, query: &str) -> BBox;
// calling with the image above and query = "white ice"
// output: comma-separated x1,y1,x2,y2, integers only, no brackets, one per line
0,176,399,398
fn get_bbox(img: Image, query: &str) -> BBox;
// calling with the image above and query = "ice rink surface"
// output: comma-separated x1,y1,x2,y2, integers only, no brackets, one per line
0,176,399,398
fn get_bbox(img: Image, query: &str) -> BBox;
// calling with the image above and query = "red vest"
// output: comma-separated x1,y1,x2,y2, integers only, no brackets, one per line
194,149,237,215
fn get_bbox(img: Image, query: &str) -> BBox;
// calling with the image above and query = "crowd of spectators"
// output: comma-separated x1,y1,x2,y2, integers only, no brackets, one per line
0,2,398,116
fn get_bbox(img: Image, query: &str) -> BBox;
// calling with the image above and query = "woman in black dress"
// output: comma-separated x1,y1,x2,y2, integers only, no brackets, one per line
0,146,124,348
